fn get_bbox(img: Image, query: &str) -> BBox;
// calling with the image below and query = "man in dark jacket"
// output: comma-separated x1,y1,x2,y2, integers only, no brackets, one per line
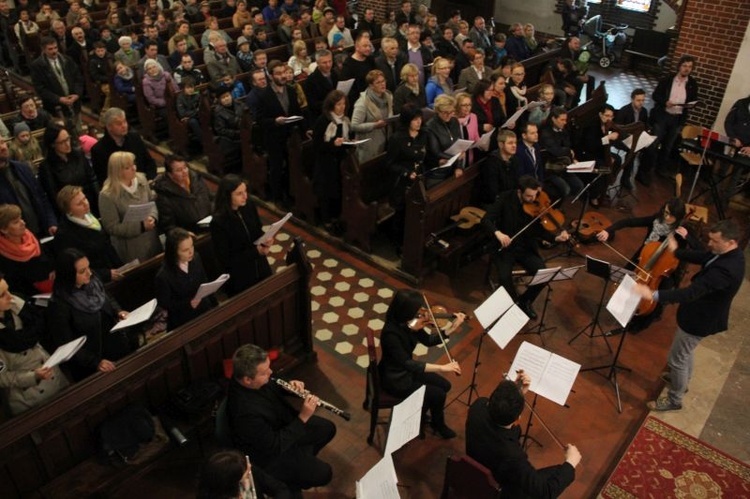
91,107,158,181
303,49,338,117
615,88,651,186
650,54,700,177
724,94,750,155
634,219,744,412
153,155,212,233
30,36,84,120
479,130,520,207
466,372,581,498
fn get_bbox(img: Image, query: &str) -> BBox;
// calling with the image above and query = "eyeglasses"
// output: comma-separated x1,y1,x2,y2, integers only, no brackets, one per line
55,136,71,144
512,72,525,77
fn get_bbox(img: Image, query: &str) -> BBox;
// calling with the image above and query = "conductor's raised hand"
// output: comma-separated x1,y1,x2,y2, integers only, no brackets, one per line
299,394,319,422
565,444,582,467
442,360,462,376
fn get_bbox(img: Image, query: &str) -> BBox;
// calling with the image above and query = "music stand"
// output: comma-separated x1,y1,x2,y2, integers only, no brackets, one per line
581,325,632,413
568,256,613,352
520,266,581,344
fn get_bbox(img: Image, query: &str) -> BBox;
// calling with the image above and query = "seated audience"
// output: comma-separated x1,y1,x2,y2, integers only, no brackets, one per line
0,204,54,297
288,40,312,77
114,36,141,68
175,78,203,152
10,97,51,132
99,152,161,263
142,59,180,119
351,70,394,162
527,83,555,126
154,155,212,233
8,123,43,165
49,248,134,381
113,62,137,104
458,49,487,94
212,88,245,173
303,49,338,117
92,108,157,181
0,276,70,417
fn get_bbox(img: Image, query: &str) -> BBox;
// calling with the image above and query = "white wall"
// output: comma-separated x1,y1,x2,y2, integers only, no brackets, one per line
716,20,750,133
653,2,677,32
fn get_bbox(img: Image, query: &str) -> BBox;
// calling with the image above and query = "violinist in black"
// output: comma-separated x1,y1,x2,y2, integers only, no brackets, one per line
481,176,570,319
386,104,427,248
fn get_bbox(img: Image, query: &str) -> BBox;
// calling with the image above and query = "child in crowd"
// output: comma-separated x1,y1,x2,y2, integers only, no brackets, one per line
176,77,203,153
8,122,44,167
236,37,255,72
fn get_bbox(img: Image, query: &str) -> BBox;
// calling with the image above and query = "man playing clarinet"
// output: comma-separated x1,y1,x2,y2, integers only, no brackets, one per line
227,344,336,494
481,175,570,319
466,371,581,497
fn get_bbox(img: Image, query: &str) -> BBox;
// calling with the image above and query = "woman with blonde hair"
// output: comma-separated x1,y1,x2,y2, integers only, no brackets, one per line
288,40,312,77
99,152,161,262
425,57,454,109
455,92,481,165
393,63,427,114
424,94,465,187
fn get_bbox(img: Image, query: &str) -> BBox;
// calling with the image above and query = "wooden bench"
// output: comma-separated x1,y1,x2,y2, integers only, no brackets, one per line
400,164,483,280
0,236,314,499
339,151,399,253
287,129,318,223
522,48,562,88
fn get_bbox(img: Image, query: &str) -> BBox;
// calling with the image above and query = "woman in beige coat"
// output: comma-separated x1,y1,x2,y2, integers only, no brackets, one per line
351,70,394,163
99,151,162,263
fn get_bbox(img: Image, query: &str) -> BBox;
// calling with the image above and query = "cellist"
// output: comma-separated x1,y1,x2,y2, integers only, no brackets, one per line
481,175,570,320
596,197,698,332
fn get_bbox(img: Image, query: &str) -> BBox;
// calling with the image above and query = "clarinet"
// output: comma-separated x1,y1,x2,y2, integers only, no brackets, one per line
273,378,352,421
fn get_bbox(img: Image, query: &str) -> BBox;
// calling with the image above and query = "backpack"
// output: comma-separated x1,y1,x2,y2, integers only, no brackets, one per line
98,404,156,465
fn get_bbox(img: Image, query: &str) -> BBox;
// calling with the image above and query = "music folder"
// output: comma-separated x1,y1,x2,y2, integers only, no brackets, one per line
509,341,580,406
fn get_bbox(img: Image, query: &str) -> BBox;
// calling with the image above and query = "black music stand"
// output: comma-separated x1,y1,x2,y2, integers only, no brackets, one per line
520,266,581,344
568,256,614,352
581,325,632,413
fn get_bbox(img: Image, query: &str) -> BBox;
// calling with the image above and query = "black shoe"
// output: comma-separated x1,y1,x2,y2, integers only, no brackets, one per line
430,423,456,439
520,301,538,320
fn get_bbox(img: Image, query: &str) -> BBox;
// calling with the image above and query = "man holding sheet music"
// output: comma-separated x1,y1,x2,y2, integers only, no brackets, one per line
633,219,744,412
466,371,581,498
482,176,570,319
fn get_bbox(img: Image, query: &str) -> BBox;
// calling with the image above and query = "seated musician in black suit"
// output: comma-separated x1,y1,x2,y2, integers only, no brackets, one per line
227,344,336,494
574,104,620,203
614,88,650,187
481,176,570,319
466,372,581,497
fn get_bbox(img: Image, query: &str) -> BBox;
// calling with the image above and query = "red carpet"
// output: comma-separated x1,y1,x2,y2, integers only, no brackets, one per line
599,416,750,498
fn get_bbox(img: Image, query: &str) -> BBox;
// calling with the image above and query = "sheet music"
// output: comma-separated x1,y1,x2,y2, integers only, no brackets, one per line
116,259,140,273
356,455,400,499
566,160,596,172
609,264,635,284
528,266,561,286
435,152,462,169
474,129,494,151
384,114,401,124
111,298,157,332
43,336,87,368
123,202,156,223
342,138,371,146
553,265,584,281
633,132,657,152
444,138,475,156
254,212,292,245
474,286,514,329
527,100,545,111
281,115,304,124
488,304,529,349
39,236,54,244
197,215,212,227
192,274,230,301
33,293,51,307
606,274,641,327
384,385,425,455
509,341,580,406
502,105,526,128
336,78,355,95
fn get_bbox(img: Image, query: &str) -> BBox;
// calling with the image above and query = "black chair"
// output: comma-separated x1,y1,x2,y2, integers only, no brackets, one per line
440,454,502,499
362,327,404,446
214,398,233,448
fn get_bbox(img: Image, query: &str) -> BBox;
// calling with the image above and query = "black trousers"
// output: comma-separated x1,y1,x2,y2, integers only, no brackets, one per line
493,247,546,304
264,415,336,490
393,372,452,427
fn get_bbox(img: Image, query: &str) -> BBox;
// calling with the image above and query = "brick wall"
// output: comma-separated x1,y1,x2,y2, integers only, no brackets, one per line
671,0,750,127
356,0,396,23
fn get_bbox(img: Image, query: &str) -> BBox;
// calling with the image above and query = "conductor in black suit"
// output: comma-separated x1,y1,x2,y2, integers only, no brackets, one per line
30,36,84,120
227,344,336,494
634,219,745,412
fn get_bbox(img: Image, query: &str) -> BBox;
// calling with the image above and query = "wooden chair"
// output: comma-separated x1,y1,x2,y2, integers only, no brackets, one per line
363,328,404,446
440,454,502,499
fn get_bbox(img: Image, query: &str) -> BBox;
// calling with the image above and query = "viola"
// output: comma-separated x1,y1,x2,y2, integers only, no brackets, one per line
523,190,566,235
576,211,612,242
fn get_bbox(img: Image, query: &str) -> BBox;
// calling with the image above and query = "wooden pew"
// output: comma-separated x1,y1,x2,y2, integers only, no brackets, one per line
286,129,318,223
339,151,399,253
0,235,315,499
240,110,268,199
521,48,561,88
165,82,210,157
400,165,482,280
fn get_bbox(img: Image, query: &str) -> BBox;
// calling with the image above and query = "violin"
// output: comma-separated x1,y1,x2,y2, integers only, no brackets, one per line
523,190,566,234
576,211,612,242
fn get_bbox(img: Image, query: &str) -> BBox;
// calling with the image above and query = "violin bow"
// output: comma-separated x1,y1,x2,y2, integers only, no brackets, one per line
599,240,652,279
421,293,458,369
499,197,562,252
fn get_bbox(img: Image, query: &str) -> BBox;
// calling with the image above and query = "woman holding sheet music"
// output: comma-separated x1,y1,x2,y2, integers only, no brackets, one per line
0,275,70,416
210,175,272,297
378,289,465,440
49,248,134,381
99,151,161,263
155,228,217,331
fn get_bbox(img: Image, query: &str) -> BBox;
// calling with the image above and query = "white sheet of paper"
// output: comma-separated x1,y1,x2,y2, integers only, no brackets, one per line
474,129,495,151
193,274,230,301
553,265,584,281
44,336,87,368
342,138,371,146
502,106,527,128
116,259,140,274
254,212,292,246
601,136,610,145
336,78,355,95
122,202,156,223
528,267,562,286
40,236,54,244
474,286,514,329
606,274,641,327
111,298,157,332
566,160,596,172
527,100,545,110
488,304,529,349
385,385,425,455
355,455,400,499
444,139,475,156
509,341,580,406
435,152,462,169
33,293,52,307
282,115,304,124
622,135,633,149
634,132,657,152
197,215,212,227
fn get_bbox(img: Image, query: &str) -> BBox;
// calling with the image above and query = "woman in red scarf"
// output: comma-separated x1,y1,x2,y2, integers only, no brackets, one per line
0,204,54,297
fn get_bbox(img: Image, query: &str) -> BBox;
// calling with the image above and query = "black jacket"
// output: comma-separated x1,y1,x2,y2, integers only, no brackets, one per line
91,131,158,181
0,160,58,237
724,96,750,147
29,54,84,114
38,150,101,217
374,54,406,93
393,82,427,114
257,84,305,150
53,217,123,283
480,152,520,205
88,53,113,84
651,73,699,124
424,116,462,171
539,125,573,160
378,320,442,395
614,103,648,126
154,253,216,331
153,171,212,232
304,68,339,118
311,114,349,199
481,189,555,254
212,101,245,142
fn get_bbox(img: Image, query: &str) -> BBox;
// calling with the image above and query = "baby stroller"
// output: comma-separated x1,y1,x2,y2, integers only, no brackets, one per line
581,15,628,68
